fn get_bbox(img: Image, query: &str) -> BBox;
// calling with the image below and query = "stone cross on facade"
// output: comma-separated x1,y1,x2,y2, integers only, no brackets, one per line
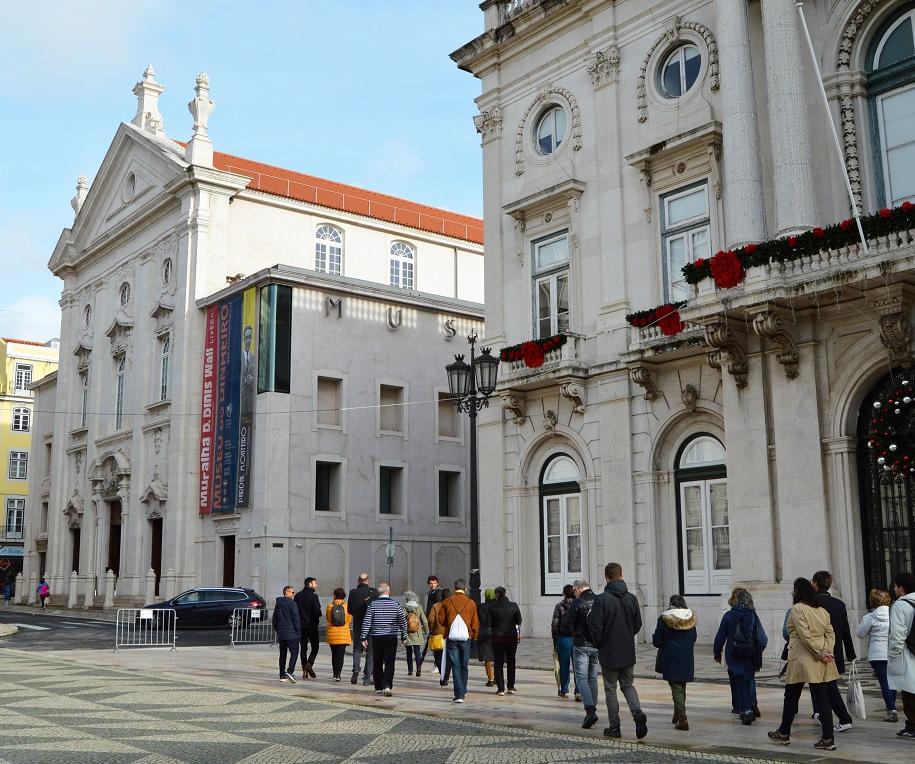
185,72,215,167
131,65,165,137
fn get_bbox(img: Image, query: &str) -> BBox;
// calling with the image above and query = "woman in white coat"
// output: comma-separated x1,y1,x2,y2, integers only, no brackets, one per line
856,589,896,722
888,572,915,739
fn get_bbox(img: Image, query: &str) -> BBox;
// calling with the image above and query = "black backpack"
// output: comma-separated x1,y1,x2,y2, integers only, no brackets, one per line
330,603,346,627
732,616,757,659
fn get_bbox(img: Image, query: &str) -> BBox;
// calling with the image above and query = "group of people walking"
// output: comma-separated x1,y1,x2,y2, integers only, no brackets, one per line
272,565,915,749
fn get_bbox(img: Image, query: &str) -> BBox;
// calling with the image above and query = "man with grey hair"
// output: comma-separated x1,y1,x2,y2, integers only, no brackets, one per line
563,579,600,728
360,581,407,696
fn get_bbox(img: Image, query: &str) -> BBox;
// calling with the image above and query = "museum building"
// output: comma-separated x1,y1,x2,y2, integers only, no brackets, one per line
453,0,915,640
22,68,484,608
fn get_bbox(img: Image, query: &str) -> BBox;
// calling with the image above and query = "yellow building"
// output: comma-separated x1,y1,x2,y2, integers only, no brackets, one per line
1,337,58,586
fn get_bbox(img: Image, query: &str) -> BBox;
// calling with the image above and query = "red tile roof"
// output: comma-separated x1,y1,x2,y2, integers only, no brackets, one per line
209,150,484,245
1,338,48,347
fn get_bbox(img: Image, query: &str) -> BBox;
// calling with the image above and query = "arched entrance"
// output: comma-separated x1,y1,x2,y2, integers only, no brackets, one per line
539,455,583,595
858,372,915,590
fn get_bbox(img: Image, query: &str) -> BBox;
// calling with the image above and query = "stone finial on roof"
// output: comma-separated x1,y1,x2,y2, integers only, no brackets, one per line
70,175,89,217
185,71,215,167
131,65,166,136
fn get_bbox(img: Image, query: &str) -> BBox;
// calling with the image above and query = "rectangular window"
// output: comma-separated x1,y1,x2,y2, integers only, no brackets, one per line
14,363,32,392
79,371,89,428
877,83,915,206
437,392,459,439
115,356,126,430
379,384,404,433
438,470,461,518
258,284,292,394
532,231,570,340
159,335,170,401
8,451,28,480
542,493,582,594
379,465,403,515
316,377,342,427
5,499,24,539
679,478,731,595
314,461,341,512
12,407,31,432
661,183,711,302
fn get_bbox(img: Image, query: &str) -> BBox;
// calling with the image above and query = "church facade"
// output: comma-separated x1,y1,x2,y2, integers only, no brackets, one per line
453,0,915,639
23,68,484,608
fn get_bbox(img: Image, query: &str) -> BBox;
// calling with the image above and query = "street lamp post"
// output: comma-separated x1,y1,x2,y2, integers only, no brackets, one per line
446,331,500,604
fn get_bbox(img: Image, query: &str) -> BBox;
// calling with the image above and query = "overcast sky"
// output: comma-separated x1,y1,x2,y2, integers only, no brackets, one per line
0,1,483,342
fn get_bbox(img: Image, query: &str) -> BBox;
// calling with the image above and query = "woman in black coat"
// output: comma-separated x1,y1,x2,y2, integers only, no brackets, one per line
652,594,697,730
487,587,522,695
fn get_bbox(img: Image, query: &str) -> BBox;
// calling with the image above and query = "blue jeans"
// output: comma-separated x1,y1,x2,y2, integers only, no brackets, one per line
406,644,422,673
871,660,897,712
446,639,471,699
729,670,757,712
352,639,373,679
556,636,576,694
572,645,600,709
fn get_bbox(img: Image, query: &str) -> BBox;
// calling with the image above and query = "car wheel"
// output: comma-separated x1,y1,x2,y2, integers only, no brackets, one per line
227,613,241,629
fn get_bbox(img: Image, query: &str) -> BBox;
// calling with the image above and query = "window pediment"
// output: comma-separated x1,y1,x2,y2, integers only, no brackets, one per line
149,298,174,333
105,314,134,355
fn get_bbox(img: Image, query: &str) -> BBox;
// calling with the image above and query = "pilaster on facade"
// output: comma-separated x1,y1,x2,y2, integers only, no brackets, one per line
751,307,799,380
702,320,748,388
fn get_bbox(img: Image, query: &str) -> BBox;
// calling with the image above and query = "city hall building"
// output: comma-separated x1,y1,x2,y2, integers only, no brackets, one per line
23,67,484,608
454,0,915,640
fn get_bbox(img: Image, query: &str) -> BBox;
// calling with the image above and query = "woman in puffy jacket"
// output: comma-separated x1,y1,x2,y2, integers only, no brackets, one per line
856,588,896,722
652,594,697,731
325,587,352,682
403,590,429,677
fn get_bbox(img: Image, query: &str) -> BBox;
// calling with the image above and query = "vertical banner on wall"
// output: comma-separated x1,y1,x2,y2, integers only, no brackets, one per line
236,288,257,508
198,306,219,515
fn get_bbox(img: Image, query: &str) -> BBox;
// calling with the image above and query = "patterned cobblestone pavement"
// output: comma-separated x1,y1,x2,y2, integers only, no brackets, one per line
0,652,790,764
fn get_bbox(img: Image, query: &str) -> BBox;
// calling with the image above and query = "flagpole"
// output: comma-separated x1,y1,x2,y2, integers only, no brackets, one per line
795,1,869,254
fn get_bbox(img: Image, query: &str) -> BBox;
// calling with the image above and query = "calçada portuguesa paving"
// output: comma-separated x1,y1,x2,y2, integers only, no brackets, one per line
0,643,912,764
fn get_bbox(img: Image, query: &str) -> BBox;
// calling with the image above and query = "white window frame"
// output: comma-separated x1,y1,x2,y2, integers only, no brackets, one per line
435,466,465,523
532,230,570,340
79,370,89,429
874,9,915,69
661,183,711,303
11,407,31,432
660,43,701,99
115,356,126,430
8,451,28,480
159,334,170,402
876,82,915,207
534,105,567,156
389,241,415,290
14,363,32,393
315,225,344,276
679,478,731,595
5,498,24,539
542,492,583,595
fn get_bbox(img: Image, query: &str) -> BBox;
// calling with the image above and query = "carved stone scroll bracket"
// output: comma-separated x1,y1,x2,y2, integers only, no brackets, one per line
751,309,799,380
871,288,914,367
560,381,586,414
630,366,659,401
510,212,526,262
703,321,748,388
501,394,526,425
681,384,699,412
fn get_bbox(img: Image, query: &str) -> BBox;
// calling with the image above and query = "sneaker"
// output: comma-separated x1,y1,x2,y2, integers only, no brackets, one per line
558,691,569,699
279,677,290,682
896,728,915,738
740,711,754,726
812,712,819,720
833,722,852,733
884,710,898,723
603,726,621,739
633,710,648,740
284,672,297,684
374,689,384,695
363,677,372,686
768,730,791,745
305,663,317,679
507,687,517,694
383,688,393,697
334,676,342,682
350,672,359,685
452,698,464,704
814,738,836,751
582,709,599,729
485,680,494,687
496,690,505,696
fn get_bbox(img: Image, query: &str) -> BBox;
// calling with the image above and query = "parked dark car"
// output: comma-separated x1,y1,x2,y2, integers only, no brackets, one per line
142,587,268,629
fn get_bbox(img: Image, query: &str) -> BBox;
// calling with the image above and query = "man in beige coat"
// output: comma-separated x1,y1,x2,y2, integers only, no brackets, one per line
888,571,915,739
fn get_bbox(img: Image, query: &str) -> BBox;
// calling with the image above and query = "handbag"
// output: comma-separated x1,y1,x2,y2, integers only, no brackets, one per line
846,660,867,721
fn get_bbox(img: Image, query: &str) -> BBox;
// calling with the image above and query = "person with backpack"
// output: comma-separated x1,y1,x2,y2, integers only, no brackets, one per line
403,590,429,676
486,586,522,696
714,587,767,726
437,579,479,703
552,583,578,700
888,571,915,739
347,573,377,686
325,587,352,682
294,577,321,679
652,594,697,731
810,571,855,733
856,588,897,722
768,578,839,751
37,578,50,608
272,585,301,683
588,562,647,740
563,579,599,728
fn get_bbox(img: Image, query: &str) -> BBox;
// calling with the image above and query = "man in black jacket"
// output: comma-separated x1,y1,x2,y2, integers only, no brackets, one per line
272,586,300,683
564,579,600,729
812,570,856,731
588,563,647,740
294,577,321,679
348,573,377,686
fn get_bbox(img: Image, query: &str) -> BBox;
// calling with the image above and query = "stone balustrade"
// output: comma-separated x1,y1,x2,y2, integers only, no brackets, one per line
500,334,585,386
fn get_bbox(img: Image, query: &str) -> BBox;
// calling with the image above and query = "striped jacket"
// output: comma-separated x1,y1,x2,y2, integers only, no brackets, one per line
360,595,407,641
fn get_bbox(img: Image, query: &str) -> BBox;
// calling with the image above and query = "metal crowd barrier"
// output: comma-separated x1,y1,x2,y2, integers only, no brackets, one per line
114,608,177,652
229,607,275,648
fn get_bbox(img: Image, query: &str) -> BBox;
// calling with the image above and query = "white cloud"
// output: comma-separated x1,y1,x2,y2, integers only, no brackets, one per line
0,295,62,344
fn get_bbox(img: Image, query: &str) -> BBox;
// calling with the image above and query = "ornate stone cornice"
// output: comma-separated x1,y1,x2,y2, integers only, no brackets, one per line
587,45,620,89
703,321,747,388
473,106,503,144
630,366,659,401
560,381,586,413
751,308,799,379
515,84,582,175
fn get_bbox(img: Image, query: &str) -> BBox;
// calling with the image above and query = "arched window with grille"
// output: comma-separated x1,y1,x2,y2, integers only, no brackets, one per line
315,225,343,275
389,241,415,289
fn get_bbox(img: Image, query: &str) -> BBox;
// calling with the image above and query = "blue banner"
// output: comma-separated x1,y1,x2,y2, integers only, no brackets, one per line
212,296,242,514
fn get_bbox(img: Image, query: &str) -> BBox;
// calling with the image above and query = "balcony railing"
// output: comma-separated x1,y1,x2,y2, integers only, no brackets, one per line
499,334,586,387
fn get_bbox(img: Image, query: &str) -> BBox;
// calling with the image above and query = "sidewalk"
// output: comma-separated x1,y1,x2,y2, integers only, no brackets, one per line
50,642,911,763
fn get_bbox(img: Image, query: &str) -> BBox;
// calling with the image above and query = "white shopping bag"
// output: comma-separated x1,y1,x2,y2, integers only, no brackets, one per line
846,660,867,721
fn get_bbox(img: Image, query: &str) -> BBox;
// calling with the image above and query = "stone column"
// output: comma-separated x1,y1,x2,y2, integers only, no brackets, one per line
103,570,116,609
67,570,79,608
117,477,132,599
716,0,766,247
27,570,37,606
83,485,101,607
145,568,156,604
13,572,23,605
761,0,817,234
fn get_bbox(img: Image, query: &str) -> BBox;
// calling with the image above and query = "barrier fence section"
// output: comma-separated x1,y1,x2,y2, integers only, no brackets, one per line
114,608,177,651
229,607,275,648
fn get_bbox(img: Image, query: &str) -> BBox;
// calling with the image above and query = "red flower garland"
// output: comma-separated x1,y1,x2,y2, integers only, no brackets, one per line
519,341,545,368
655,304,685,336
709,249,744,289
